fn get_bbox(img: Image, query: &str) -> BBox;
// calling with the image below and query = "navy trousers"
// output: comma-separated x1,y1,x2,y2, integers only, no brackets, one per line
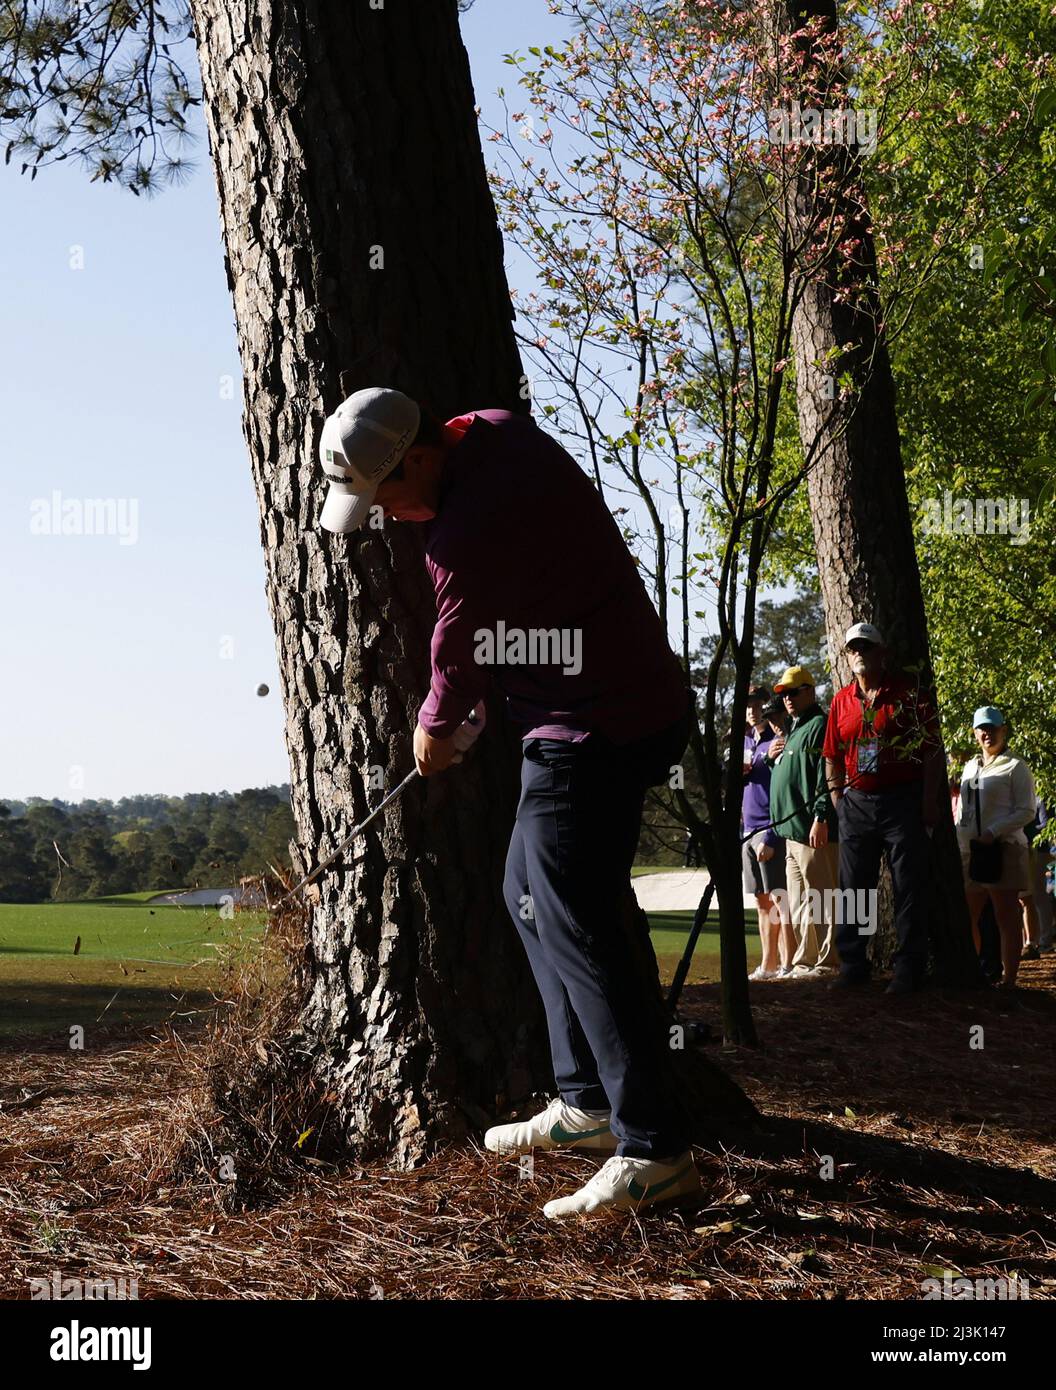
502,716,689,1159
836,783,929,983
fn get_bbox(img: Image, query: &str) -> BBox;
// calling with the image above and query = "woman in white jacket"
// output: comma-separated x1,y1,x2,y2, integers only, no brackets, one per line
955,706,1037,988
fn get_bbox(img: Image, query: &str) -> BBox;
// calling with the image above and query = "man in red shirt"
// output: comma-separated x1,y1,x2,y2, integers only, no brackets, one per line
823,623,943,994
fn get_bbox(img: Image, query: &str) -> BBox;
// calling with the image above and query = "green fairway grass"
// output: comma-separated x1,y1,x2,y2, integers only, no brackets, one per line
0,894,760,1040
647,907,761,986
0,896,265,1041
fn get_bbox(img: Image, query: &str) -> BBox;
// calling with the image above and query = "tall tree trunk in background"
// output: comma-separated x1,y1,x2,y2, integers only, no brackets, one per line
771,0,977,985
189,0,753,1168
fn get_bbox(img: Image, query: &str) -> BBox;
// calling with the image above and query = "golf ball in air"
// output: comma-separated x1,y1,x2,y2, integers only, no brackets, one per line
257,684,270,697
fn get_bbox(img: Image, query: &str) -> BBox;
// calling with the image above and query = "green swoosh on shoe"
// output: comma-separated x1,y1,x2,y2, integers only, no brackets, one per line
627,1163,695,1201
549,1123,611,1144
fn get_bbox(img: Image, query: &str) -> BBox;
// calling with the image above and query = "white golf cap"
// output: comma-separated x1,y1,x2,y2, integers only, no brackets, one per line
318,387,421,534
844,622,885,647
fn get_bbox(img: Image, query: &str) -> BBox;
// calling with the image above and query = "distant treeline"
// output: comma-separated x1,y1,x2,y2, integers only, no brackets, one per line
0,788,295,903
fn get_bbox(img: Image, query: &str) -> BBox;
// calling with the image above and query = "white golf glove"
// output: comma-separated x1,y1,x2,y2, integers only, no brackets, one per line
452,702,486,753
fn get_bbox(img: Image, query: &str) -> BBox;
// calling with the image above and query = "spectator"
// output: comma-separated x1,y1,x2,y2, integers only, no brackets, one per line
1021,799,1053,958
763,699,789,735
683,825,703,869
1043,843,1056,955
948,767,962,820
823,623,944,996
768,666,840,977
976,900,1004,984
955,708,1037,989
742,686,794,980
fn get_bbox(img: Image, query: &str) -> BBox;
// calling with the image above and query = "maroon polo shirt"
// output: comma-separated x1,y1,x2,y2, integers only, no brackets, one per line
822,671,940,793
418,410,688,744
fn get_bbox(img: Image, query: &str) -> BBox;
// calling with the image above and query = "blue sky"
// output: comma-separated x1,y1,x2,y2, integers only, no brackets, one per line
0,0,566,803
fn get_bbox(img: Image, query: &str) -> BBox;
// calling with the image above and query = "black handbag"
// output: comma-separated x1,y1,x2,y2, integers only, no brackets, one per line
968,775,1004,884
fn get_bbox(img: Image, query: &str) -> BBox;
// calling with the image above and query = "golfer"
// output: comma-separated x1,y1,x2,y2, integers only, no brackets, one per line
318,388,701,1218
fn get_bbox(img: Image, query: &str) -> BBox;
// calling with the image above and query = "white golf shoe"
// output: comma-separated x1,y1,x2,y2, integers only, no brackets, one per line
543,1152,702,1219
484,1097,618,1155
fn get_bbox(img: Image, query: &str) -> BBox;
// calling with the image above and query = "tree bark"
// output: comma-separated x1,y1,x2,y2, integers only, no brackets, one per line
187,0,553,1166
772,0,977,985
189,0,753,1169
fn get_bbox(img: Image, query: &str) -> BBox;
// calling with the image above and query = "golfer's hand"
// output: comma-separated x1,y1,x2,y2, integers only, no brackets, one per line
756,843,775,864
978,829,995,846
769,735,786,758
452,702,486,753
414,723,461,777
809,818,829,849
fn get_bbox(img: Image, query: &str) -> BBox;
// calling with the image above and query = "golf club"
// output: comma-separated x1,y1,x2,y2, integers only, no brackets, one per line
283,708,483,903
282,767,420,902
665,880,716,1013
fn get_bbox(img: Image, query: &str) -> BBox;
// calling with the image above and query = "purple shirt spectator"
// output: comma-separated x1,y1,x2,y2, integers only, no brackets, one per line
742,725,779,848
418,411,688,743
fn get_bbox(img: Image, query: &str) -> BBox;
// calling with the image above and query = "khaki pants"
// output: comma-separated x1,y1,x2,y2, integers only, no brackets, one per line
786,839,840,970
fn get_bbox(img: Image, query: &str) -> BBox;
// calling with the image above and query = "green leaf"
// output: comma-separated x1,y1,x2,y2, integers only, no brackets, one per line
1024,384,1049,414
1036,90,1056,124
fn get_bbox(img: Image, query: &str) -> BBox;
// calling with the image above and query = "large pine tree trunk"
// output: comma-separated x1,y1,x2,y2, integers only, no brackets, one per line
187,0,551,1166
771,0,977,985
189,0,753,1170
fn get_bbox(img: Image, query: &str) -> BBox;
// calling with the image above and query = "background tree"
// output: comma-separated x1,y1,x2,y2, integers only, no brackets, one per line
63,816,116,899
752,583,828,694
486,0,934,1036
1,790,296,899
766,0,984,983
0,804,37,902
884,0,1056,800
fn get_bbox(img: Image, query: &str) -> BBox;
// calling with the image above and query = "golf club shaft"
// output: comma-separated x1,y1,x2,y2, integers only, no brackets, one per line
285,767,419,900
666,880,715,1012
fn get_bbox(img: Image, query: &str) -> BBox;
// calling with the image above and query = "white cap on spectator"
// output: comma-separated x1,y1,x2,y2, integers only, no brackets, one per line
844,622,884,647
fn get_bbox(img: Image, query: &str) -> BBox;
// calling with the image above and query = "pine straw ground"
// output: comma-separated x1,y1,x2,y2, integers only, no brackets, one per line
1,958,1055,1301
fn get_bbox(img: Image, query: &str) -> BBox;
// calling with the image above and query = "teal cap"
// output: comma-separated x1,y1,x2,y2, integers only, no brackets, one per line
972,706,1005,728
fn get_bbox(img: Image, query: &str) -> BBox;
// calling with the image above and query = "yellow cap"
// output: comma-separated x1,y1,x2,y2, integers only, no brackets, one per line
774,665,816,693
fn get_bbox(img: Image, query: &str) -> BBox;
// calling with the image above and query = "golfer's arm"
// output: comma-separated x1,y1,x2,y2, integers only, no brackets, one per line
419,576,489,739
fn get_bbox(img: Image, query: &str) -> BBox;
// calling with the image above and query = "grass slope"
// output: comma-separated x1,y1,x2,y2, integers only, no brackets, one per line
0,894,757,1039
0,899,265,1039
